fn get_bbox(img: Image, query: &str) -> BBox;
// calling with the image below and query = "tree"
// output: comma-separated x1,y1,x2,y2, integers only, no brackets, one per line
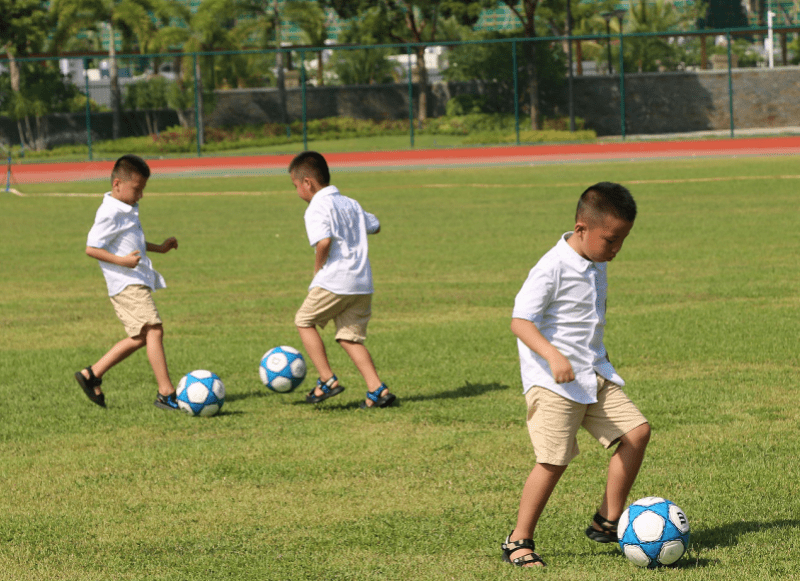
284,0,329,86
326,0,494,123
1,0,51,150
624,0,698,72
701,0,749,29
332,8,396,85
50,0,165,140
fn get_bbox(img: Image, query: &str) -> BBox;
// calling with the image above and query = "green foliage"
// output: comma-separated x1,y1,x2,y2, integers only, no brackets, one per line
2,156,800,580
124,75,169,110
330,7,397,85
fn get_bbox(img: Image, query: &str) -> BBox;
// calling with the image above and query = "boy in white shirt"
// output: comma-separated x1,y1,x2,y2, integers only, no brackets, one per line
289,151,395,409
75,154,180,410
502,182,651,567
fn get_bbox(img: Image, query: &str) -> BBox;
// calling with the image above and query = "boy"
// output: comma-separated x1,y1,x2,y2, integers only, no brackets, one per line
74,154,180,411
289,151,395,409
501,182,651,567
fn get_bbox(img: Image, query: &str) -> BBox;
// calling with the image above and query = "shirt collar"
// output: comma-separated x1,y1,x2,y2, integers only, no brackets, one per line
556,232,595,273
104,191,138,213
315,185,339,198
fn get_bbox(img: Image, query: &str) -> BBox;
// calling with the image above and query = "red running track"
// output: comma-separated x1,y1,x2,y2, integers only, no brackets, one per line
11,136,800,184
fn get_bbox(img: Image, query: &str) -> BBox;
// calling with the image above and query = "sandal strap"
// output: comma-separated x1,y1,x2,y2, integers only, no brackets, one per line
592,511,618,532
366,383,388,403
502,536,545,567
503,538,535,552
317,375,338,394
85,366,102,387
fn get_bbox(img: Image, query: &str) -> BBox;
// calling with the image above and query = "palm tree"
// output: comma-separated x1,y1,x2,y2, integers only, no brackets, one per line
284,0,329,86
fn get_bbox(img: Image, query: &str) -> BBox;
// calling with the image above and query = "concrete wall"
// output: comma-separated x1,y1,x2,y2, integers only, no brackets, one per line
2,66,799,147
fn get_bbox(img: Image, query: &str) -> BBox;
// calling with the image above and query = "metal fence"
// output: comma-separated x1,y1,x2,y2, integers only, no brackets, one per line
2,24,799,160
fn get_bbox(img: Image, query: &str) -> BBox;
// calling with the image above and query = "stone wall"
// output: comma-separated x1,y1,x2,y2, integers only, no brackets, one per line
207,67,800,137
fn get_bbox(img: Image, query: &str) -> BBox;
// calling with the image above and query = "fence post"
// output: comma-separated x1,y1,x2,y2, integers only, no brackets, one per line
193,53,202,156
301,51,308,151
407,44,414,148
618,29,626,140
83,57,93,161
727,30,735,138
513,40,520,146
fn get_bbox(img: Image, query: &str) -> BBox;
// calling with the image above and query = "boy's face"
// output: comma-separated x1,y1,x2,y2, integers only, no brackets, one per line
569,214,633,263
112,172,147,206
291,172,318,203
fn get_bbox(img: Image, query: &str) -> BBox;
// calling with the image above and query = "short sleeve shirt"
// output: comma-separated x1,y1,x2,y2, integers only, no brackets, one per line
86,192,166,297
304,185,379,295
512,232,624,404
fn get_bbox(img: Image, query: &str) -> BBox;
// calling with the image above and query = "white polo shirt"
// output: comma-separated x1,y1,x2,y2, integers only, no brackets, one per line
512,232,624,404
304,185,380,295
87,192,166,297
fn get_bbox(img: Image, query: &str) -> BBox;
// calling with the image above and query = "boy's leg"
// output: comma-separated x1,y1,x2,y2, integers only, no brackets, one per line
82,335,146,394
297,325,338,396
142,324,175,397
338,339,383,392
508,463,567,566
594,422,651,525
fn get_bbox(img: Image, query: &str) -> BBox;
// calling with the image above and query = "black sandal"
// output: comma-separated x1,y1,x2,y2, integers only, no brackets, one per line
502,532,546,567
359,383,396,409
75,366,106,408
304,375,344,403
585,511,619,543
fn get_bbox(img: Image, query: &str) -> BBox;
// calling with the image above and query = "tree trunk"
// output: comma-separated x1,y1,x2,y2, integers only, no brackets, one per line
274,0,287,124
524,41,541,130
576,40,583,75
108,21,121,140
415,46,428,123
194,56,204,145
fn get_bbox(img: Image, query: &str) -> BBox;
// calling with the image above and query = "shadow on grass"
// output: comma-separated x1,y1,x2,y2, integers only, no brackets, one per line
284,380,510,411
691,519,800,550
580,519,800,570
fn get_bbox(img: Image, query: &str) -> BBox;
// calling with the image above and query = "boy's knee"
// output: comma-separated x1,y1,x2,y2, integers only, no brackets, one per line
628,422,651,448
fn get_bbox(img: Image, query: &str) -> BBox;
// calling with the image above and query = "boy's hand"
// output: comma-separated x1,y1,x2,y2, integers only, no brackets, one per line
546,351,576,384
119,250,142,268
147,238,179,253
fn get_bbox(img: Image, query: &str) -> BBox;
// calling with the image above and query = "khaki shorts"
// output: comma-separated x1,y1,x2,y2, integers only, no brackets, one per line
525,375,648,466
110,284,162,338
294,287,372,343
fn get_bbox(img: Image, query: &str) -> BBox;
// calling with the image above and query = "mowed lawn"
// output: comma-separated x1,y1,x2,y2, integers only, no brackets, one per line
1,155,798,581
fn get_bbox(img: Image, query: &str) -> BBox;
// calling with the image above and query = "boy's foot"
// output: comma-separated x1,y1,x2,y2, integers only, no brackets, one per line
75,366,106,407
502,531,546,567
585,511,619,543
305,375,344,403
359,383,396,409
154,392,180,411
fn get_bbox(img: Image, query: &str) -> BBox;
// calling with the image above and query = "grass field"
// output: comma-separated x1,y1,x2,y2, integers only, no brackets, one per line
1,155,799,580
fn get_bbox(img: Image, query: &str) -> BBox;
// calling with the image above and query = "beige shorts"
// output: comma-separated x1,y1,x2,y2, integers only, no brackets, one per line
525,375,648,466
294,287,372,343
110,284,162,338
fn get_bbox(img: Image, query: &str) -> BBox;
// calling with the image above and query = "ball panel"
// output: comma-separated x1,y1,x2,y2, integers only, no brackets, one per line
266,352,289,373
622,544,651,568
669,504,690,534
658,540,686,565
632,510,666,543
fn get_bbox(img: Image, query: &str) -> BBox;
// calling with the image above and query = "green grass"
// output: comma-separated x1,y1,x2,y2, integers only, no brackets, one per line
1,156,799,580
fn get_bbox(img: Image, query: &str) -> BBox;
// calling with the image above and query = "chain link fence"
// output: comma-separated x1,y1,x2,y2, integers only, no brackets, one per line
2,26,799,161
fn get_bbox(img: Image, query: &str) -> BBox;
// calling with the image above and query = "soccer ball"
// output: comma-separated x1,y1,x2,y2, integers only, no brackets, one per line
259,346,307,393
176,370,225,417
618,497,690,568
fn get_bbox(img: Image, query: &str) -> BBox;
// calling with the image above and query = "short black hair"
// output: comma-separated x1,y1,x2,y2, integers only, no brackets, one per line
288,151,330,186
576,182,637,225
112,154,151,183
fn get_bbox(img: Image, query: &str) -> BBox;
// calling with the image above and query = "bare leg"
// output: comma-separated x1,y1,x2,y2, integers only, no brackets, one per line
508,463,568,566
337,339,386,406
142,324,174,396
595,422,651,525
83,335,146,395
297,325,338,396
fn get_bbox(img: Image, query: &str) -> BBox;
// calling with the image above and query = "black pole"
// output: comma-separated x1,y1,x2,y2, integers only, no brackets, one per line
606,20,613,74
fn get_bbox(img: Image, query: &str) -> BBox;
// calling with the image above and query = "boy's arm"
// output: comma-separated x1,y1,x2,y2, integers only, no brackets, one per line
146,237,179,253
85,246,141,269
511,317,575,384
314,237,332,274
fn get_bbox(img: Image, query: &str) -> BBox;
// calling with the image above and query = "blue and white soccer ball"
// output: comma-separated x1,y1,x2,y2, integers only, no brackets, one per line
259,346,307,393
618,497,690,568
176,370,225,417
